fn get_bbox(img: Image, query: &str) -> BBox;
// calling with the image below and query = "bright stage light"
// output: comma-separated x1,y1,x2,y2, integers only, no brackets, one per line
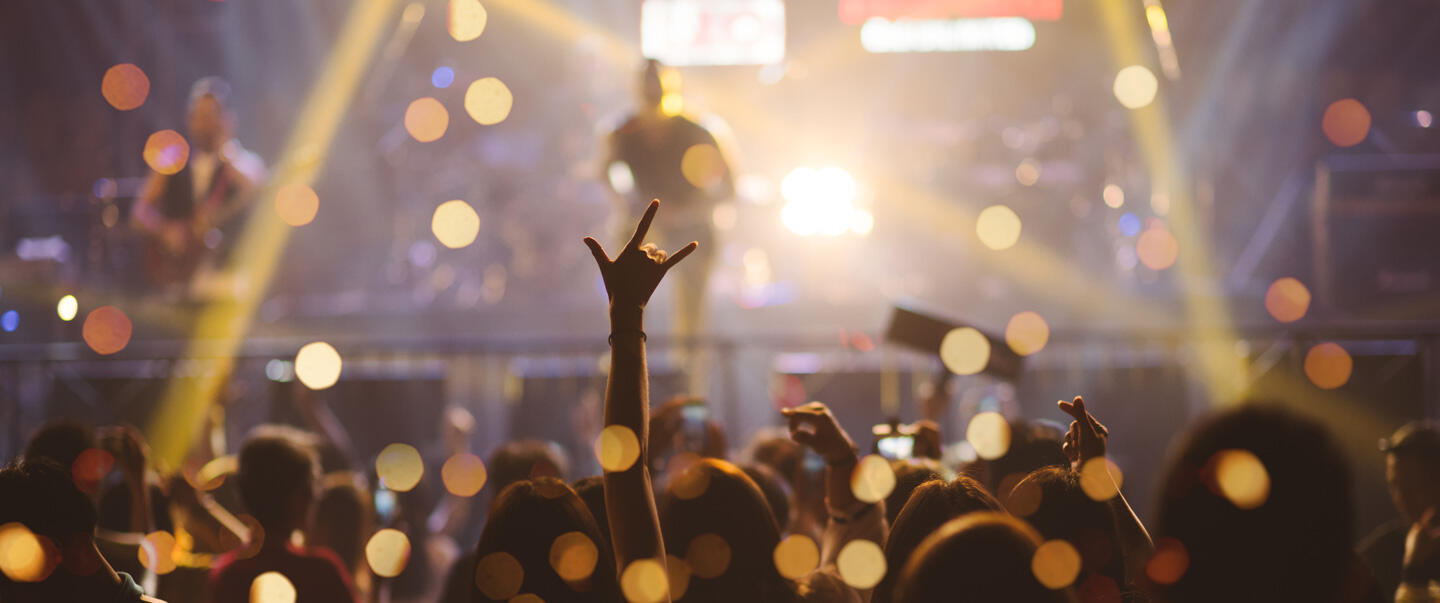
57,295,78,321
780,166,869,236
1113,65,1158,109
860,17,1035,53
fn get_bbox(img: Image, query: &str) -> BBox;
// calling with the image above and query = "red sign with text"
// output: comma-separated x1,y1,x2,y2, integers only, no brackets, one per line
839,0,1063,24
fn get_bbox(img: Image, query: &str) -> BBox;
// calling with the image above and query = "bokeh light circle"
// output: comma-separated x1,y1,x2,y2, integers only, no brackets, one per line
365,529,412,577
404,97,450,143
940,327,990,375
1005,311,1049,356
549,531,599,582
441,453,488,497
83,306,133,355
976,205,1022,250
432,200,481,249
249,571,296,603
138,530,177,575
620,558,669,603
465,77,514,125
0,522,54,582
835,539,886,589
475,551,524,600
1304,342,1352,390
57,295,78,321
849,454,897,504
1322,98,1371,148
967,412,1012,460
1264,277,1311,323
376,443,424,492
102,63,150,111
686,533,732,579
1113,65,1159,109
681,144,726,189
596,425,641,472
143,130,191,175
1079,457,1124,501
1145,538,1190,585
448,0,488,42
1031,539,1082,589
274,183,319,227
1136,227,1179,270
294,341,342,390
773,534,820,580
1210,449,1270,510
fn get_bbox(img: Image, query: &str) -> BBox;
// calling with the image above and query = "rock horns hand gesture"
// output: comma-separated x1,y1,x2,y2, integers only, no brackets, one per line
584,199,698,308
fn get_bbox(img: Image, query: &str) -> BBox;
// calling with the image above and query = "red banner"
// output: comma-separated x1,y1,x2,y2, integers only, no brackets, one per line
839,0,1063,24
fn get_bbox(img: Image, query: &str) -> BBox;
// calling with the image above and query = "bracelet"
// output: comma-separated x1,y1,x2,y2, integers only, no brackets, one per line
608,329,647,346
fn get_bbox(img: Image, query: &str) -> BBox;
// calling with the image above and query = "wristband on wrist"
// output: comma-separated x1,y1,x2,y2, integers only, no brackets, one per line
608,329,647,346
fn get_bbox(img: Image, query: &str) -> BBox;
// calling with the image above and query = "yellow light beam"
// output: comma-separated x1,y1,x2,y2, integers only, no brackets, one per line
1096,0,1245,404
149,0,404,465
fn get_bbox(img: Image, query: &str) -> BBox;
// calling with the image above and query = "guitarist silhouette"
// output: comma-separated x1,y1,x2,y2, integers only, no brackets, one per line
132,77,264,296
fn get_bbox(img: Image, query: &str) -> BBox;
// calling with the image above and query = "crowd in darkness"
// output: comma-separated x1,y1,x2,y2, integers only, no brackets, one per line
1,201,1438,603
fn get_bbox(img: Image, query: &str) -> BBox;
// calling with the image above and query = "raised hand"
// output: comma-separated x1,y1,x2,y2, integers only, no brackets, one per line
1404,507,1440,586
1058,395,1109,469
781,402,858,465
584,199,698,309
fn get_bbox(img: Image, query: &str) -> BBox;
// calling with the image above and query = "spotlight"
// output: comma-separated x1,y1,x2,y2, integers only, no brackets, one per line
780,166,869,236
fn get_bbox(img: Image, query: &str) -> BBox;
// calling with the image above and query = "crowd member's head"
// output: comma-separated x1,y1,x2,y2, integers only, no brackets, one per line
873,475,1001,603
486,440,569,497
659,458,796,602
963,418,1068,499
236,425,320,541
886,460,942,527
571,476,612,552
742,463,792,533
0,460,158,602
311,472,371,577
748,431,803,482
1151,405,1352,602
894,512,1073,603
471,477,617,601
23,420,94,471
186,76,232,153
1007,466,1124,598
1380,421,1440,524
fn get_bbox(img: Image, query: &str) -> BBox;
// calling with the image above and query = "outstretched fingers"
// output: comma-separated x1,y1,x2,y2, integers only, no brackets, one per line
663,241,699,269
625,199,660,251
583,236,610,267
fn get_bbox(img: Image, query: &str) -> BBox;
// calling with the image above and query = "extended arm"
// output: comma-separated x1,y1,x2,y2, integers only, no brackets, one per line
1059,396,1154,584
587,200,698,576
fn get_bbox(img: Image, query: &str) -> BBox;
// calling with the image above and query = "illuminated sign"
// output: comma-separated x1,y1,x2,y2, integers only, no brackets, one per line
641,0,785,66
860,17,1036,53
840,0,1062,24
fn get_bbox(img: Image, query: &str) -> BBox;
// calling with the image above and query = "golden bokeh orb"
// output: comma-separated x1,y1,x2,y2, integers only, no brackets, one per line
365,529,412,578
850,454,897,504
1145,538,1190,585
441,453,488,497
57,295,78,322
465,77,514,125
1031,539,1082,589
475,551,524,600
249,571,297,603
431,200,481,249
620,558,669,603
835,539,886,589
681,144,725,189
772,534,820,580
1079,457,1124,501
1005,311,1049,356
0,522,54,583
1210,449,1270,510
940,327,990,376
294,341,342,390
376,443,424,492
1113,65,1159,109
448,0,487,42
967,412,1012,460
595,425,641,473
976,205,1022,250
686,533,732,579
549,531,599,582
